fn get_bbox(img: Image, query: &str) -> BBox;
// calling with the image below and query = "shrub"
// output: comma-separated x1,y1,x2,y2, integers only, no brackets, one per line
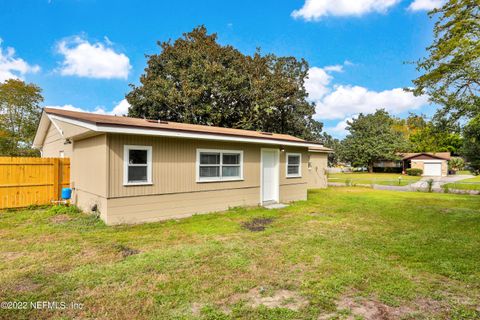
426,178,435,193
443,185,450,193
406,168,423,176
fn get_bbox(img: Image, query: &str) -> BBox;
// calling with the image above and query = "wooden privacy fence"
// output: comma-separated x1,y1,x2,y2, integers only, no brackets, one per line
0,157,70,209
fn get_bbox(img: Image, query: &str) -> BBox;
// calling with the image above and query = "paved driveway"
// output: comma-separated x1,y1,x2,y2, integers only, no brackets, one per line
410,174,474,189
373,174,475,193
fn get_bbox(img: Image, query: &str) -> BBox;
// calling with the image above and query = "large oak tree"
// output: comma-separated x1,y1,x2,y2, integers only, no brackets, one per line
127,26,322,140
341,110,408,172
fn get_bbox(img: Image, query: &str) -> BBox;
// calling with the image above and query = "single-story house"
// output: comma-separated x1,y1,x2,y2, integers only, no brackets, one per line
33,108,332,225
402,152,450,177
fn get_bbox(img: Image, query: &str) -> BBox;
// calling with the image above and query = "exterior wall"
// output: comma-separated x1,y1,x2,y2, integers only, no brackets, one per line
411,160,448,177
107,134,262,198
306,153,328,189
41,123,72,158
106,187,260,225
67,133,321,225
411,160,424,171
103,134,311,224
74,189,108,221
71,134,108,215
279,147,309,202
442,160,448,176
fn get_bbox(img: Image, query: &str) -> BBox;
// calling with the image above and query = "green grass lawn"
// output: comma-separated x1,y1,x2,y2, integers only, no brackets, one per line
1,188,479,320
444,175,480,191
328,172,421,186
456,170,473,175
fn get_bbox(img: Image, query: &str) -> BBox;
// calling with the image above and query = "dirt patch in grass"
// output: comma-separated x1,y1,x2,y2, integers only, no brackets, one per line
324,294,449,319
49,214,72,224
114,244,140,258
191,302,204,316
13,278,41,293
1,251,23,261
241,217,274,232
227,287,309,311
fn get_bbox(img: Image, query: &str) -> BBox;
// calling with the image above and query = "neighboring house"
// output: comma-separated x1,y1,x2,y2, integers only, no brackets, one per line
402,152,450,177
373,152,451,176
33,108,332,225
372,160,403,173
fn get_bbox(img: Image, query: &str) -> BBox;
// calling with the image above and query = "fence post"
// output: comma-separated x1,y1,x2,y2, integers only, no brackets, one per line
53,158,60,201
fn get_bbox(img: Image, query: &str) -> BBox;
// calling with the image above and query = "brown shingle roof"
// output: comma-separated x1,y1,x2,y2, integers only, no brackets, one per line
44,108,317,145
400,152,451,160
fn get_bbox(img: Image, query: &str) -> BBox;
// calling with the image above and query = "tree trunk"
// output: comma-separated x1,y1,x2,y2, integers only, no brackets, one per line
368,163,374,173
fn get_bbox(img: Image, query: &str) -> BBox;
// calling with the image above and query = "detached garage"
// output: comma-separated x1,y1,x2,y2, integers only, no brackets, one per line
402,152,450,177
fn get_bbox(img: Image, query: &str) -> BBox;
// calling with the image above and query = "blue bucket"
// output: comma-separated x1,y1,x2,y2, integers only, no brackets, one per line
61,188,72,200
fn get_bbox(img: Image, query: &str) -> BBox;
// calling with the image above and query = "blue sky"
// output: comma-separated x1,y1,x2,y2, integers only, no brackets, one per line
0,0,444,137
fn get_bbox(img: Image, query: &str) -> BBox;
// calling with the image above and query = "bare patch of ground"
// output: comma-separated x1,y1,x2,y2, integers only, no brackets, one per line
319,294,449,320
241,217,274,232
191,302,204,316
49,214,72,224
113,244,140,258
227,287,309,311
13,278,40,293
1,251,23,261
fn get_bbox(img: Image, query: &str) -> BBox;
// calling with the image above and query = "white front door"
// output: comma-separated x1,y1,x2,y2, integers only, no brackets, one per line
261,149,279,203
424,162,442,176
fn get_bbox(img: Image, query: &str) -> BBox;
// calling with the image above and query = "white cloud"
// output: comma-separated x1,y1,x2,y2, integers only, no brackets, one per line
315,85,429,120
305,67,333,101
0,39,40,82
292,0,400,20
306,63,430,137
110,99,131,115
305,62,346,101
408,0,444,11
324,116,356,138
56,36,131,79
47,99,130,116
324,64,344,72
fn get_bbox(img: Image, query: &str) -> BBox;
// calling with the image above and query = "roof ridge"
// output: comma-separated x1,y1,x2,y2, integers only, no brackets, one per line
43,107,321,145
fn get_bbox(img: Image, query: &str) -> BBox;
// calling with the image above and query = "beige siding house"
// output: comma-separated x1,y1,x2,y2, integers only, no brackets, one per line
33,108,331,225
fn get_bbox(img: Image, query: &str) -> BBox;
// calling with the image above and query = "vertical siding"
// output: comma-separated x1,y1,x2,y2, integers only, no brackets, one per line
107,134,263,198
106,188,260,225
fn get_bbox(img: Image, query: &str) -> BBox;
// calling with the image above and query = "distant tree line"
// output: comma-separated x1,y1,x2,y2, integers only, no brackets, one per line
325,109,464,171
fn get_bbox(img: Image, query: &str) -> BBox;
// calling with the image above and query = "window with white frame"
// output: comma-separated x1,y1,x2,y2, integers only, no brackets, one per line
286,153,301,177
124,145,152,185
197,149,243,182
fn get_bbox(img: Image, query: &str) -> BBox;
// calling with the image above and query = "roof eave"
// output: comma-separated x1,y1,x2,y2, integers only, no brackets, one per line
46,113,323,148
32,111,51,148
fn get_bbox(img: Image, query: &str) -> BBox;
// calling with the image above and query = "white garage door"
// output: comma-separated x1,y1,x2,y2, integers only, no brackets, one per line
424,163,442,176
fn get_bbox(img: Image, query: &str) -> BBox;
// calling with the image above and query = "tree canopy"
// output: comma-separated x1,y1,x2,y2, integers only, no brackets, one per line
410,0,480,121
341,110,408,172
319,132,342,166
0,79,43,156
127,26,322,140
394,114,463,154
462,116,480,174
